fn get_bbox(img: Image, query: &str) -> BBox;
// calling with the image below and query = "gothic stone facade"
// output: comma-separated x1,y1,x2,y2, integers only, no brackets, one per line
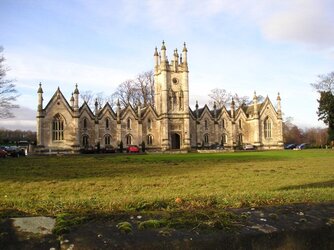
36,42,284,152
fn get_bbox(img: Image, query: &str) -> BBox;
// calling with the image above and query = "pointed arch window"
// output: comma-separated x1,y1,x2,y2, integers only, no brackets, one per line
82,135,89,147
105,118,110,129
205,120,208,130
264,117,272,138
127,118,131,130
52,114,64,141
204,134,209,144
148,118,152,130
83,118,87,129
147,134,153,145
238,133,243,144
126,134,132,145
105,134,111,145
239,120,242,129
222,119,225,129
221,134,227,144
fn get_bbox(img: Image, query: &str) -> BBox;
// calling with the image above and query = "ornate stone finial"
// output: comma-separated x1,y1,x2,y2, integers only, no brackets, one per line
253,91,257,98
195,100,199,109
95,98,98,106
37,82,43,93
183,42,187,52
231,98,235,106
161,40,166,50
154,47,158,56
117,98,120,106
70,92,74,101
277,92,281,101
74,83,79,94
213,101,217,109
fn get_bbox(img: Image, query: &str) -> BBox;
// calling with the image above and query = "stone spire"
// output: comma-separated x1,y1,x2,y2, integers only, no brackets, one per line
253,91,258,118
154,47,159,68
73,84,79,111
182,42,188,65
37,82,43,111
277,92,282,118
230,98,235,118
161,40,166,61
116,99,121,123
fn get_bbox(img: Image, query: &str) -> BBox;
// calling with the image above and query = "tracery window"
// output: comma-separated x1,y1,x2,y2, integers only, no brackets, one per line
105,134,111,145
126,134,132,145
264,117,272,138
52,114,64,141
82,135,89,147
147,134,153,145
222,134,227,144
204,134,209,144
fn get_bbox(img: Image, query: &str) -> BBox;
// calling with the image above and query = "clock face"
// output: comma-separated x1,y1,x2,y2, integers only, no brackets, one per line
172,77,178,84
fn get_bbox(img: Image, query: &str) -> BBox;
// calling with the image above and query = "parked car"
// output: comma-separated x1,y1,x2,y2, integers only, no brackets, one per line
0,149,7,158
284,144,296,149
126,145,140,153
243,144,255,150
101,146,116,153
5,146,25,157
296,143,308,150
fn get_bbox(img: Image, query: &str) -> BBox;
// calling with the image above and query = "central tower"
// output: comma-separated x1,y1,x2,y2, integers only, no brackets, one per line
154,41,190,150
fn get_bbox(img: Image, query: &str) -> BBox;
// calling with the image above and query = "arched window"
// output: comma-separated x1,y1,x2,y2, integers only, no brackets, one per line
105,118,109,129
204,134,209,144
147,119,152,130
221,134,227,144
147,134,153,145
105,134,111,145
127,118,131,130
238,134,243,144
205,120,208,130
222,119,225,129
239,120,242,129
83,118,87,129
126,134,132,145
82,135,89,147
264,117,272,138
52,114,64,141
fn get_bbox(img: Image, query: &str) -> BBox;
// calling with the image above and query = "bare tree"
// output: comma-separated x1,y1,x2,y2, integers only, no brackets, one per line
208,88,231,109
112,79,138,107
311,71,334,94
0,47,19,118
80,90,94,107
134,70,155,106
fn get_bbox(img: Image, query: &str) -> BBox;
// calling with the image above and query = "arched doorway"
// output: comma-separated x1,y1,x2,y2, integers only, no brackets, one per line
171,133,181,149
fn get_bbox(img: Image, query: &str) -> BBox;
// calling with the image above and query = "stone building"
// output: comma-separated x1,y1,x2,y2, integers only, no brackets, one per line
36,42,283,152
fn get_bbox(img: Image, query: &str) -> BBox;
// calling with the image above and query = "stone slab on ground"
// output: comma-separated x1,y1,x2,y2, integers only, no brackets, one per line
0,202,333,250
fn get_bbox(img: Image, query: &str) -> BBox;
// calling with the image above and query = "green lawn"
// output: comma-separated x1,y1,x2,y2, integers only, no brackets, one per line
0,150,333,216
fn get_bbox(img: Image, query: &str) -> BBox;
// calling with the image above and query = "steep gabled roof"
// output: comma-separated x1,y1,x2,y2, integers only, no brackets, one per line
120,104,138,119
141,104,159,120
43,87,73,113
79,101,95,119
98,102,116,119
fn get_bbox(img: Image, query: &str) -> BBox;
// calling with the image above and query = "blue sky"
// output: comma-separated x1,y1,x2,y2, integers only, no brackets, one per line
0,0,333,130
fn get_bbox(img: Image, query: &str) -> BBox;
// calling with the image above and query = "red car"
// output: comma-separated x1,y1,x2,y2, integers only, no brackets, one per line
0,149,7,158
126,145,140,153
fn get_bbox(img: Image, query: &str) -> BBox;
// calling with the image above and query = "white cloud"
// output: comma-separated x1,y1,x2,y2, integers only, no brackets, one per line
260,0,334,48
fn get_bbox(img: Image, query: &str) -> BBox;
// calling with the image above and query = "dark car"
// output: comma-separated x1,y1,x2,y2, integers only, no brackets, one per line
297,143,308,150
5,146,25,157
126,145,140,153
284,144,296,149
0,149,7,158
102,146,116,153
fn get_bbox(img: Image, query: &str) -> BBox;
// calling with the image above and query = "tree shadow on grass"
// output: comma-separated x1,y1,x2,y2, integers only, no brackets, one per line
277,180,334,191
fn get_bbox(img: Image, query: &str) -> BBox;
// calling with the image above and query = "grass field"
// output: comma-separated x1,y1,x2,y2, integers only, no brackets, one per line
0,150,333,217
